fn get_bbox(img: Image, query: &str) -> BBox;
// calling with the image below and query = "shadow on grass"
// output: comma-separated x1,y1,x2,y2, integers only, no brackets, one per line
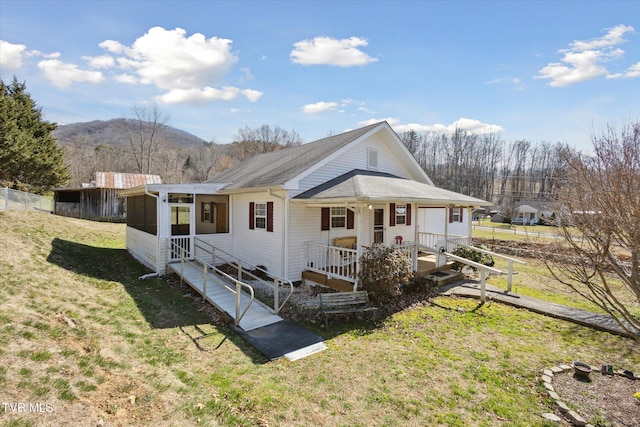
47,238,266,363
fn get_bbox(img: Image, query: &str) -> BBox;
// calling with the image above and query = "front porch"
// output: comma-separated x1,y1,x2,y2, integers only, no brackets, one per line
302,232,471,291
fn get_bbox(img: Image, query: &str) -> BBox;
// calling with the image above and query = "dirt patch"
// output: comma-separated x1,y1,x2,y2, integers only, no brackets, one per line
552,370,640,426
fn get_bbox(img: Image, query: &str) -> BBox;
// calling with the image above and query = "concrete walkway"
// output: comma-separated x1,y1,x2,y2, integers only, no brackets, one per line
439,280,640,339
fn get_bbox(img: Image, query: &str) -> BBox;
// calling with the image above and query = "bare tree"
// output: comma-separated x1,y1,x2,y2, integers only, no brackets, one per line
183,141,227,182
120,104,170,174
229,124,303,163
546,121,640,340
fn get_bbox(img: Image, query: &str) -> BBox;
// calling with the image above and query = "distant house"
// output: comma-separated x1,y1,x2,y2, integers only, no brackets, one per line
512,201,555,225
54,172,162,222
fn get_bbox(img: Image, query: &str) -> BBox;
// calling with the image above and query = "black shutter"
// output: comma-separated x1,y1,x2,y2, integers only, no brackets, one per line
347,209,354,229
249,202,255,230
389,203,396,226
406,204,411,226
267,201,274,232
321,207,330,231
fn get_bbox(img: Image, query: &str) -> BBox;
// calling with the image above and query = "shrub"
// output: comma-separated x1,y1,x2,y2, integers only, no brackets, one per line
357,245,413,304
451,245,495,271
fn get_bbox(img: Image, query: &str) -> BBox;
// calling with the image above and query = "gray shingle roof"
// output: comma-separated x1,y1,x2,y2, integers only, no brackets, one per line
294,169,489,206
207,122,383,189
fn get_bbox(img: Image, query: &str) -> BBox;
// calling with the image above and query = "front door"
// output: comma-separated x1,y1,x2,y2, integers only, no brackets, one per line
170,204,193,260
373,208,384,244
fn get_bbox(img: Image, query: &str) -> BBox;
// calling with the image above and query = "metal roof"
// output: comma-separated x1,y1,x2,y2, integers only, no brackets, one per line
94,172,162,189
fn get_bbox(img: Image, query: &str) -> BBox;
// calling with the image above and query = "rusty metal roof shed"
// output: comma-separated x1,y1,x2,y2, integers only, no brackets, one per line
94,172,162,189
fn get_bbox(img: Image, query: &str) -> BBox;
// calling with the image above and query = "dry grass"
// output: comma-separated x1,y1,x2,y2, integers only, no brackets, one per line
1,211,639,426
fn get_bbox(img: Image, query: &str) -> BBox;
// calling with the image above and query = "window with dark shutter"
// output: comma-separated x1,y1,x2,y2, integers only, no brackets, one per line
249,202,255,229
406,204,412,226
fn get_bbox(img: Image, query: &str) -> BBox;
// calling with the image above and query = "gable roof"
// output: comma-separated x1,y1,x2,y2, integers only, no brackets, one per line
207,121,417,190
294,169,489,206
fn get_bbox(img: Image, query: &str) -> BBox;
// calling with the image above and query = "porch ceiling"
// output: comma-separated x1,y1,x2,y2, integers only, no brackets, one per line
293,169,490,207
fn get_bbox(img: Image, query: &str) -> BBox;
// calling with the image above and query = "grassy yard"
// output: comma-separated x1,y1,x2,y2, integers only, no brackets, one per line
1,211,639,426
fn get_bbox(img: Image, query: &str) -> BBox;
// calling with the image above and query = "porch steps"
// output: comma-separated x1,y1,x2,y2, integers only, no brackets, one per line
302,270,354,292
167,261,283,331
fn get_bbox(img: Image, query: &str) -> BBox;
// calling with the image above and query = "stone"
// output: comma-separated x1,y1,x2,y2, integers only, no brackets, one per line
543,382,554,392
559,364,572,371
542,413,562,422
542,374,553,383
547,391,559,401
543,369,554,377
551,366,563,373
555,400,570,414
567,410,587,426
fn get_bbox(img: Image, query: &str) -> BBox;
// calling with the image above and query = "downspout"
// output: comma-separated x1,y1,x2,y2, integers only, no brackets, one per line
139,186,160,279
268,189,287,278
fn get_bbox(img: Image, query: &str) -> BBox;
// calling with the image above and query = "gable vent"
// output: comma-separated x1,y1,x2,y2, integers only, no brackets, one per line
367,149,378,170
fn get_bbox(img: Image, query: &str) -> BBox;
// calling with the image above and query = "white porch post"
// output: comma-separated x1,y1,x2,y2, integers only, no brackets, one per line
467,207,473,243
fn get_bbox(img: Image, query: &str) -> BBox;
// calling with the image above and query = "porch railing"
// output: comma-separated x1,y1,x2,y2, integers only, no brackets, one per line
418,232,471,252
193,237,294,314
169,236,192,262
305,241,358,284
175,244,254,327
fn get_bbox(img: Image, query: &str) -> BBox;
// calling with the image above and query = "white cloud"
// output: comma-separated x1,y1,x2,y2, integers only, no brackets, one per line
37,59,105,88
114,73,138,84
536,24,637,86
302,101,339,114
83,54,115,69
290,36,378,67
359,118,504,135
156,86,263,104
97,26,259,104
0,40,27,70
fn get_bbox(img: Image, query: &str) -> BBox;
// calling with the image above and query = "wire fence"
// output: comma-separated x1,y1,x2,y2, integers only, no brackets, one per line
0,187,53,213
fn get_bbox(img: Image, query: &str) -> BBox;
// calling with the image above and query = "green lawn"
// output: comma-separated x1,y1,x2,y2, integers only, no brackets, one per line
1,210,638,426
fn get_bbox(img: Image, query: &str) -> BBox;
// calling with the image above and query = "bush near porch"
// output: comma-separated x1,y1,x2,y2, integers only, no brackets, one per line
357,245,414,304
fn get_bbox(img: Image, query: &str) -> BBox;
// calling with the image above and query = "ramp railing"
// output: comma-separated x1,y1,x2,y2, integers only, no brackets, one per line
193,238,294,314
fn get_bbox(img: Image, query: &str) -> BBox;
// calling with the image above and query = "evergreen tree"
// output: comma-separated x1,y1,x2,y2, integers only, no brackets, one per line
0,77,70,193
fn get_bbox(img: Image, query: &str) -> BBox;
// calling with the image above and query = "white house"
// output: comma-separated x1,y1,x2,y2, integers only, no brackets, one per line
122,122,489,289
513,201,555,225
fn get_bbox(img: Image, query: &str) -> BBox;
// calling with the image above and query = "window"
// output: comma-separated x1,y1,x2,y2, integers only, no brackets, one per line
367,148,378,169
449,207,463,223
331,207,346,228
255,203,267,229
395,204,406,225
168,193,193,203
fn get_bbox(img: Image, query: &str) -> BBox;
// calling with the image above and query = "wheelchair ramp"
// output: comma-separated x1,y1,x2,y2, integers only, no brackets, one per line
231,319,327,361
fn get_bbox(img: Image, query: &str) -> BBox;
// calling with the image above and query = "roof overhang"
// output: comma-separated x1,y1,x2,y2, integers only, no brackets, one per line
292,170,491,207
119,182,230,197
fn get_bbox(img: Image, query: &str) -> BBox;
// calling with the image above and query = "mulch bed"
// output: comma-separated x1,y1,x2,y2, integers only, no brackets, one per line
552,369,640,426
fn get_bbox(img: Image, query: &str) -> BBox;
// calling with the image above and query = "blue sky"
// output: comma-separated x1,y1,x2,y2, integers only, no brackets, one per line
1,1,639,149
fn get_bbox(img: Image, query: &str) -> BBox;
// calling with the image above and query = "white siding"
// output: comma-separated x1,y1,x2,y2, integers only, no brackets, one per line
287,203,366,281
231,192,284,276
417,207,470,236
291,134,416,197
126,227,159,273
